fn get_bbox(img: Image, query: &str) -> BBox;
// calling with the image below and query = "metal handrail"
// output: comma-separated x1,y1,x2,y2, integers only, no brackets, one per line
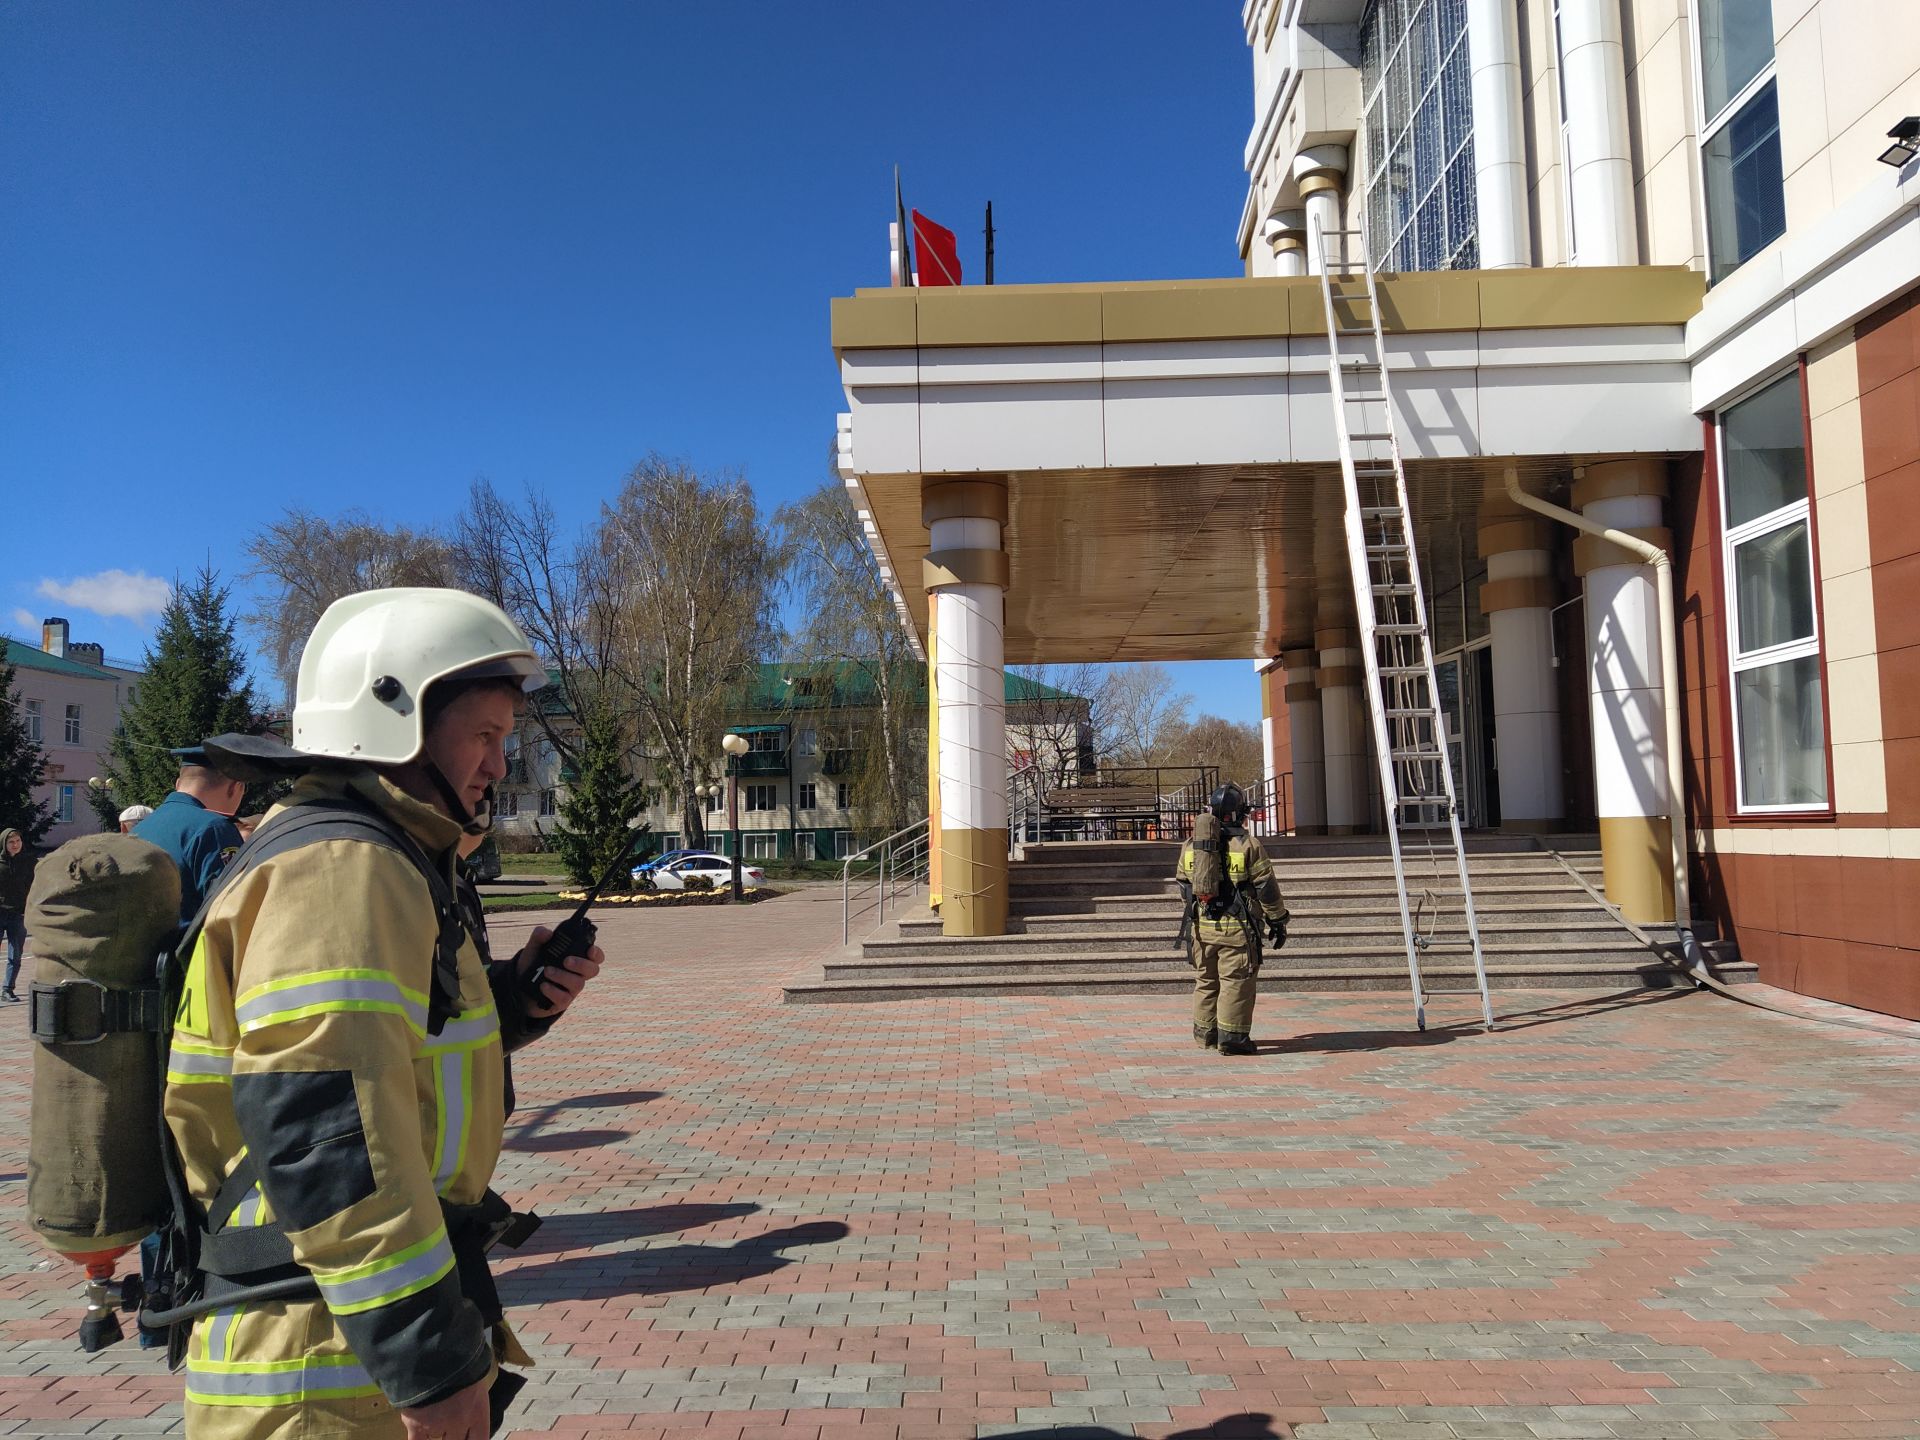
1242,771,1294,837
840,815,932,944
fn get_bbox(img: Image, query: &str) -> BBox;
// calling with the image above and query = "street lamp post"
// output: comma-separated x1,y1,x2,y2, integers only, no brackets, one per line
721,732,749,901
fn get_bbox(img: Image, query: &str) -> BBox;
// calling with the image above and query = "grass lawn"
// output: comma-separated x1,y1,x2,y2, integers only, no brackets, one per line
497,851,564,875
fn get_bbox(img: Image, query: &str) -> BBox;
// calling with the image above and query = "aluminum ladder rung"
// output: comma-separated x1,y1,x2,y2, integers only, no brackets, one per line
1315,213,1492,1034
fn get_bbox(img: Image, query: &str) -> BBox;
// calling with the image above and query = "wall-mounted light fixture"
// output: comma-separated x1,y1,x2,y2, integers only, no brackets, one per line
1877,117,1919,169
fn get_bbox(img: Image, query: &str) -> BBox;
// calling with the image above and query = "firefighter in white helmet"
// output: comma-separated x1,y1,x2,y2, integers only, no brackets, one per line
162,588,602,1439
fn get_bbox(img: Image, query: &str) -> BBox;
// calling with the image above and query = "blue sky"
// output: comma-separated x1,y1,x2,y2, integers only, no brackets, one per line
1,2,1264,723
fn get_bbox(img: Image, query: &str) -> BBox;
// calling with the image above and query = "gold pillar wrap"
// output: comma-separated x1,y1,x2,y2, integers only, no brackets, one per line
926,608,941,911
1269,232,1305,255
1479,575,1559,613
939,826,1009,937
1297,171,1341,197
1571,459,1668,508
1598,814,1675,925
921,476,1009,527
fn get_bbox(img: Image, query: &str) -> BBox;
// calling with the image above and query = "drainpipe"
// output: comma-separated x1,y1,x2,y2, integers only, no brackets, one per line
1501,469,1706,979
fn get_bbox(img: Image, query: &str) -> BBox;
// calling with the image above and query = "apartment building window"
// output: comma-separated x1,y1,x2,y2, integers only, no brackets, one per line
834,830,855,859
57,785,74,823
798,781,817,810
836,783,851,811
795,728,818,757
745,833,778,860
539,789,557,818
744,783,776,812
64,704,82,744
1719,372,1826,810
496,790,519,818
24,699,42,743
1360,0,1476,272
1696,0,1784,281
796,831,816,860
748,730,782,754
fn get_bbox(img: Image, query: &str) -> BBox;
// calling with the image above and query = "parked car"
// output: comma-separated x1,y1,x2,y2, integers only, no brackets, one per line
631,847,700,882
649,852,764,891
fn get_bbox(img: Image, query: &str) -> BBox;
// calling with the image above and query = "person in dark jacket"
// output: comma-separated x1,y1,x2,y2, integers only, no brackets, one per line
132,748,245,925
0,827,37,1001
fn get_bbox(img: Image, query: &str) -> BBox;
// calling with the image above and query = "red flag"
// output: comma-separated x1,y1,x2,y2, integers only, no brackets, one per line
911,209,963,286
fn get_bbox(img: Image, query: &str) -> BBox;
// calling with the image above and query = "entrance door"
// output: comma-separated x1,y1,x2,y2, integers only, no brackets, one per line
1434,647,1501,828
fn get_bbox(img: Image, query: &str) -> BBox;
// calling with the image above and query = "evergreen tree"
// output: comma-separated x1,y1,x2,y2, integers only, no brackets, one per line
553,698,651,893
96,567,264,816
0,654,54,846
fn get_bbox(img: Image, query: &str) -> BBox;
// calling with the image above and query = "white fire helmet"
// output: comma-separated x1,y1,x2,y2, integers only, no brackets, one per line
292,588,544,766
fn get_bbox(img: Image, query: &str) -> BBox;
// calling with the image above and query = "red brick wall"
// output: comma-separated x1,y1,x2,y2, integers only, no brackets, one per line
1674,295,1920,1020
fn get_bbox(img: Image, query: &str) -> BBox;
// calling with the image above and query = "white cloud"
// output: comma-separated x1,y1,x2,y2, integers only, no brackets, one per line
10,608,37,633
37,569,172,623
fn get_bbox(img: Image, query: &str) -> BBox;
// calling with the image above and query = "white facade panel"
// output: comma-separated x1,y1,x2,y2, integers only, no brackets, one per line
918,381,1105,473
1477,362,1696,454
1104,377,1290,468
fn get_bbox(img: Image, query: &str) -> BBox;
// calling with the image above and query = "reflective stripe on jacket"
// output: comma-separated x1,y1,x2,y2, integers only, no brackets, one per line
1177,831,1289,936
165,768,508,1423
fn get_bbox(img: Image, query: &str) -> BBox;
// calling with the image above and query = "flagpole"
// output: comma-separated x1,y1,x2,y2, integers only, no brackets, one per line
895,166,912,287
984,201,995,286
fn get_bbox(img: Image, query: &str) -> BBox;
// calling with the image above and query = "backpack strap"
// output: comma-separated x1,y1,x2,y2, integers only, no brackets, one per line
168,795,473,1288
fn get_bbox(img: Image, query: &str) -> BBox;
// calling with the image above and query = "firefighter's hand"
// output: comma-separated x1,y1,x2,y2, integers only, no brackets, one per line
1266,916,1289,949
516,926,603,1020
400,1376,490,1439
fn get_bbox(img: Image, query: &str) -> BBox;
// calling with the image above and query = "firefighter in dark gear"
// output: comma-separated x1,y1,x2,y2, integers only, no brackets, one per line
1175,783,1288,1056
162,588,602,1440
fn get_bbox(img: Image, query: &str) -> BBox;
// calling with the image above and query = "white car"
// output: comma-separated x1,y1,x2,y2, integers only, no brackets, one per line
649,852,764,891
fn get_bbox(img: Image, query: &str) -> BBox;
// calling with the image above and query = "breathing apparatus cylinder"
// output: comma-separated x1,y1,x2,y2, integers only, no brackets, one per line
25,835,180,1349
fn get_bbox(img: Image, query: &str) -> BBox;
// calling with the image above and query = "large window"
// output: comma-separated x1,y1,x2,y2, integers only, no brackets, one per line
24,699,42,743
744,783,776,812
1696,0,1784,281
1719,372,1826,810
797,781,818,810
745,833,778,860
64,704,81,745
57,785,74,823
1361,0,1476,272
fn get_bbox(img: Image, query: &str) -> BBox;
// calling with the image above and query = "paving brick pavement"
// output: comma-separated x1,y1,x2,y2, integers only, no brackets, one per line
2,886,1918,1439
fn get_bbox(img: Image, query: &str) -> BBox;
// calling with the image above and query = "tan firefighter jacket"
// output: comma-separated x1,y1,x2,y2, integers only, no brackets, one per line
1176,829,1289,939
164,766,522,1429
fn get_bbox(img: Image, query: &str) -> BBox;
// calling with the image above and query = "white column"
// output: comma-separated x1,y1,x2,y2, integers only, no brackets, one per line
923,480,1011,937
1559,0,1638,265
1467,0,1531,269
1576,462,1673,923
1479,518,1564,827
1284,649,1327,834
1317,630,1369,833
1295,146,1349,275
1264,209,1308,277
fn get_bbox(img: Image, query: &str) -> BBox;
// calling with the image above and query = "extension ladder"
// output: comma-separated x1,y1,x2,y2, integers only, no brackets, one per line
1312,222,1493,1031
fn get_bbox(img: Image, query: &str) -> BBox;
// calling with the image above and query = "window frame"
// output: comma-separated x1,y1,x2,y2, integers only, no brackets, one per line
24,699,42,743
57,784,75,823
797,781,817,811
1712,366,1835,817
836,782,851,811
64,703,82,745
744,782,776,813
744,832,778,861
796,831,816,861
538,789,558,818
1690,0,1783,285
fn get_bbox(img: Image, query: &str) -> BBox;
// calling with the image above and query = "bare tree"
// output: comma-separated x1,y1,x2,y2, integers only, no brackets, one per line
597,455,783,847
1161,713,1264,787
1006,664,1100,788
451,479,611,772
1101,663,1192,765
244,510,454,699
777,476,924,832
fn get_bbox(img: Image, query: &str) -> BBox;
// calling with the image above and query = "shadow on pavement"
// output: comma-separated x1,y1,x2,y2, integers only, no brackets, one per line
982,1415,1287,1439
514,1203,762,1256
1259,986,1695,1054
503,1126,632,1153
503,1089,661,1153
498,1220,852,1305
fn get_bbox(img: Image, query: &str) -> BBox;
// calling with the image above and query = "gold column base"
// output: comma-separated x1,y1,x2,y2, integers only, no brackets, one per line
940,826,1009,937
1598,814,1675,924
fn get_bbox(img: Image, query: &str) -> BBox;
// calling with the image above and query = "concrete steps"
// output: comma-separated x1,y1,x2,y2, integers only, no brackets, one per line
783,834,1753,1004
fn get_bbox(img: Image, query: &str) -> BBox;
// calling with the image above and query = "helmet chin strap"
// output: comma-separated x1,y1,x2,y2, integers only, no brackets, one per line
424,760,494,838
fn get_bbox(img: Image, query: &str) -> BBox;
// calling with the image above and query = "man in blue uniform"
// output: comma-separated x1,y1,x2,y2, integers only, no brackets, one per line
132,746,246,925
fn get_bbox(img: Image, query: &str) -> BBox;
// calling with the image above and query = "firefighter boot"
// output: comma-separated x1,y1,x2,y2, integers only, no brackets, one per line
1216,1030,1256,1056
